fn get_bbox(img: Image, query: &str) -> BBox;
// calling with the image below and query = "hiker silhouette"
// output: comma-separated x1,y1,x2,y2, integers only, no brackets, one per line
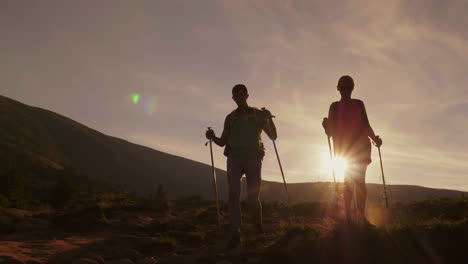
322,75,382,222
205,84,277,249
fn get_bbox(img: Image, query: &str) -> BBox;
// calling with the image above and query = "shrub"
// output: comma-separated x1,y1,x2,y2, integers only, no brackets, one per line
49,175,73,209
147,184,172,214
96,190,137,209
0,194,10,208
0,167,25,208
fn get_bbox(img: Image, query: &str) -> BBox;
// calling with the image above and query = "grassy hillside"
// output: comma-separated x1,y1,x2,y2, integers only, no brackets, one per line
0,95,228,201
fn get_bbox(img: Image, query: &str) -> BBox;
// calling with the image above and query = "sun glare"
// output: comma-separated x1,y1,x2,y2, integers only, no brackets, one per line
322,152,348,182
333,157,348,181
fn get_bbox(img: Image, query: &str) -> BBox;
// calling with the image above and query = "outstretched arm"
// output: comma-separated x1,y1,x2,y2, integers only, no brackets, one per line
205,116,230,147
261,108,277,140
360,101,382,146
324,103,336,137
264,118,278,140
206,129,229,147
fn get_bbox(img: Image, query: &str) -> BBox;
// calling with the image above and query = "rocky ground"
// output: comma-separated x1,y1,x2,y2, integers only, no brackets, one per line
1,198,468,264
0,199,294,264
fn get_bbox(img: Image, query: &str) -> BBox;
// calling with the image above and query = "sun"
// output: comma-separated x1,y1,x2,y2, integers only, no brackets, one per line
321,152,348,182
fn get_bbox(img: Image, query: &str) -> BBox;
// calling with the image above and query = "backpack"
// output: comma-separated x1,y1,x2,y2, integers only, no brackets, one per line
223,107,265,158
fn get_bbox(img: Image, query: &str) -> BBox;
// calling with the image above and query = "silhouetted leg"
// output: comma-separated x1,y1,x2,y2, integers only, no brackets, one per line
354,164,368,220
227,157,244,233
343,176,353,221
245,159,263,228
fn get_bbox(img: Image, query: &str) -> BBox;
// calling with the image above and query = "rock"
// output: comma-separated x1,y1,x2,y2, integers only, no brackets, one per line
81,253,105,264
246,257,261,264
52,206,108,232
158,253,198,264
0,213,14,233
25,261,42,264
196,253,225,264
5,208,33,217
226,247,243,257
0,255,24,263
15,218,49,231
0,211,11,224
216,261,232,264
120,248,142,261
157,253,178,264
136,257,158,264
136,238,175,255
131,231,149,237
103,248,142,261
72,258,100,264
107,259,135,264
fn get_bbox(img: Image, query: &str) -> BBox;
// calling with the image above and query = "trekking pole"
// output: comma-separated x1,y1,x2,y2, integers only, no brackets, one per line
205,127,221,227
272,139,292,208
262,108,292,208
373,138,389,209
326,135,339,206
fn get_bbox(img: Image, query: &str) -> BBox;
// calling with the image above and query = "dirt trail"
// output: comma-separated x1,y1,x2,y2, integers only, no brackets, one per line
0,235,104,263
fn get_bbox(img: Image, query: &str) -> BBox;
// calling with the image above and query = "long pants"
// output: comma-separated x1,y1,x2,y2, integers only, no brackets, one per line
227,156,262,233
343,162,368,219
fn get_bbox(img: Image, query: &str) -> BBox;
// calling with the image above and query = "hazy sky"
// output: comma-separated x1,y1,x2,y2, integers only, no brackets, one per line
1,0,467,191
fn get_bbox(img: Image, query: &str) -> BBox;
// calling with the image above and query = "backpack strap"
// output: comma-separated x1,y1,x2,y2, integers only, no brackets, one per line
229,109,237,129
229,107,262,130
251,107,261,131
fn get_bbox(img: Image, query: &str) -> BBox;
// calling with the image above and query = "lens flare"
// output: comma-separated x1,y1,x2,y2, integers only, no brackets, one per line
131,93,140,104
128,93,159,116
333,157,348,181
146,96,159,115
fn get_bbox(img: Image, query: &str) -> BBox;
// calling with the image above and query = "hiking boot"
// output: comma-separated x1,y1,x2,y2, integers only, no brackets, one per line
226,232,241,250
359,218,376,229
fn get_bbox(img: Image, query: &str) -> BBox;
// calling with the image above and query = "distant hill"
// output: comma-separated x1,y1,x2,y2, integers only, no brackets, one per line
0,95,228,199
1,94,466,204
257,181,467,204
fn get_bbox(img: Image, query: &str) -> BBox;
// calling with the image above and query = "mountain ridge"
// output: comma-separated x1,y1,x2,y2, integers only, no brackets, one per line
0,94,229,198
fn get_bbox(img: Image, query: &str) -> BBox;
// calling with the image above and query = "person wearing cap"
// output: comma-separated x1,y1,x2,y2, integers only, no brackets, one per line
205,84,277,249
322,75,382,222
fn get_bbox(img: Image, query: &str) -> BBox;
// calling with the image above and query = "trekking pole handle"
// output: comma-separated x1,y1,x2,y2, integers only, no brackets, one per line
372,135,382,147
205,127,214,146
